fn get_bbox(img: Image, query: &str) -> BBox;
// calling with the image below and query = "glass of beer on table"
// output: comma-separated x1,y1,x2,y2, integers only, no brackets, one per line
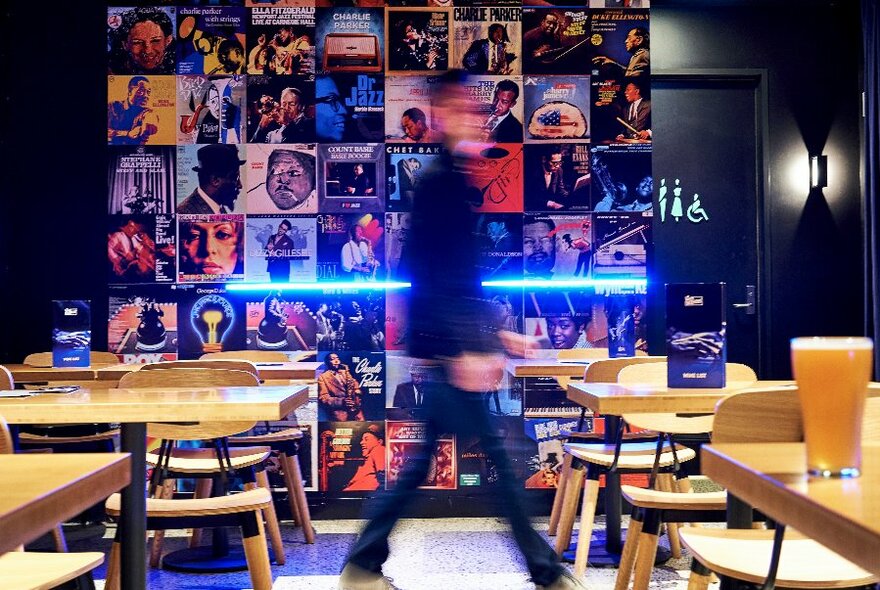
790,336,873,477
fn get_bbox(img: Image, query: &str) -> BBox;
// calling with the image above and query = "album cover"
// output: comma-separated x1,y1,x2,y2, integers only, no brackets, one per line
108,285,178,362
591,76,651,145
523,415,582,488
245,215,317,282
523,74,590,143
316,73,385,142
176,285,247,359
590,9,649,78
521,8,590,75
385,7,450,74
384,212,411,280
313,289,386,351
318,421,386,492
240,290,319,351
176,144,248,213
108,214,176,284
384,75,439,142
246,74,317,143
244,143,317,215
247,6,315,75
523,288,605,355
463,74,524,143
523,143,591,211
474,213,523,280
108,6,177,75
458,143,524,213
522,213,593,280
384,144,445,211
591,211,651,278
177,75,246,144
108,146,176,215
319,144,385,213
315,7,385,74
108,74,177,146
457,416,526,489
316,351,386,421
316,214,385,282
453,6,521,75
176,6,246,75
590,146,652,211
383,292,408,351
386,421,456,490
177,214,246,283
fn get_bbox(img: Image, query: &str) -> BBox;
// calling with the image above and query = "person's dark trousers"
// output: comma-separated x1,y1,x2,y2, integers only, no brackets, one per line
345,381,565,586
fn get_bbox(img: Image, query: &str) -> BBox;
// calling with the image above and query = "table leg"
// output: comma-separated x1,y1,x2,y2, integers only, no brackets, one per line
604,415,623,553
120,423,146,590
720,493,753,590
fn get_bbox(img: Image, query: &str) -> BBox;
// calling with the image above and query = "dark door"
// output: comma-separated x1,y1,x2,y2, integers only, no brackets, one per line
647,71,768,375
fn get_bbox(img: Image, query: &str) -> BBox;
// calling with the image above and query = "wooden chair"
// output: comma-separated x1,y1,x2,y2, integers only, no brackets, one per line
555,361,757,579
22,351,119,367
104,488,274,590
621,388,879,590
549,357,669,538
201,351,290,362
138,358,260,377
0,415,103,588
556,349,611,360
141,358,316,543
117,368,286,567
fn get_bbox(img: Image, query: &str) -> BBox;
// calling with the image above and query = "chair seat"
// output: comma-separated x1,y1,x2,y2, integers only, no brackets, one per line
621,484,727,510
679,528,878,588
107,487,272,517
228,427,303,445
17,429,120,445
0,552,104,590
564,441,696,469
146,446,271,474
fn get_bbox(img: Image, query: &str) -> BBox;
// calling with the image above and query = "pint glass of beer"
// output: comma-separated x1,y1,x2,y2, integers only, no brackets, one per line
790,337,873,477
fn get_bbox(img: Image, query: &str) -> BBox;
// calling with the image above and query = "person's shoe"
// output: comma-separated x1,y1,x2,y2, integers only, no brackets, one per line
338,563,400,590
536,570,588,590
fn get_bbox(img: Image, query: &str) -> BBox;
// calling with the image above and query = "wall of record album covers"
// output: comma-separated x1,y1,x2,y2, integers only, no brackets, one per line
106,0,652,495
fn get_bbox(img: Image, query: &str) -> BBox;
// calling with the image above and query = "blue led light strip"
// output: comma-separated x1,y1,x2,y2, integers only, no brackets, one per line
225,278,646,291
225,282,412,291
481,278,648,289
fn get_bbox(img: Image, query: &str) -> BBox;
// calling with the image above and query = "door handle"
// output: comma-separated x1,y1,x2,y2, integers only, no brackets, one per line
733,285,756,315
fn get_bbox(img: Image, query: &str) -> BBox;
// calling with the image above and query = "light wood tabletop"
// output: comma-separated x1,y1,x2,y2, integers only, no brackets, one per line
567,380,799,415
0,453,131,554
702,442,880,577
506,358,596,378
4,364,109,384
568,381,880,415
0,383,307,590
94,361,322,382
0,385,309,424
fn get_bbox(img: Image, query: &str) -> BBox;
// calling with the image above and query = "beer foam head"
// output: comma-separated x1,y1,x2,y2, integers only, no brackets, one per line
790,336,873,350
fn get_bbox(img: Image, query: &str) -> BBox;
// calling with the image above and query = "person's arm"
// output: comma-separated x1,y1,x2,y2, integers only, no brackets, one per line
340,242,355,272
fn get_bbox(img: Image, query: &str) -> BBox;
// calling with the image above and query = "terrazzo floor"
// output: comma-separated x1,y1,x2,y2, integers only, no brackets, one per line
66,515,715,590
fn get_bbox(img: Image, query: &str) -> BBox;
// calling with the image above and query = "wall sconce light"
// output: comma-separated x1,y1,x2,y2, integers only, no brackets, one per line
810,155,828,189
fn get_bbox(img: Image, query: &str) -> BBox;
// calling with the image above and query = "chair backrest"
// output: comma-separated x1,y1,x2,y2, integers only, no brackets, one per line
0,366,13,390
139,359,259,378
617,361,758,385
618,362,756,435
0,415,13,454
200,350,289,362
582,356,667,383
118,368,259,440
557,348,610,360
23,351,119,368
713,386,880,444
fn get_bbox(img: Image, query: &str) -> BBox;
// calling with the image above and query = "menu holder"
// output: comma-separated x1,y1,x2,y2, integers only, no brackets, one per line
666,283,726,388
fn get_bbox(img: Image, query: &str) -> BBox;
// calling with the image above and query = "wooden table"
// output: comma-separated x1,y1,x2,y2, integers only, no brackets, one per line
567,380,796,415
0,454,131,554
5,364,108,384
0,384,308,590
565,379,794,560
506,358,595,378
95,361,322,384
702,442,880,577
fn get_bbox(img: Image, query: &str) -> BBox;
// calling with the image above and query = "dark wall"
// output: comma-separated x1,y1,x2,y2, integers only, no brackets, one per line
650,2,864,378
1,4,109,363
0,3,865,374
